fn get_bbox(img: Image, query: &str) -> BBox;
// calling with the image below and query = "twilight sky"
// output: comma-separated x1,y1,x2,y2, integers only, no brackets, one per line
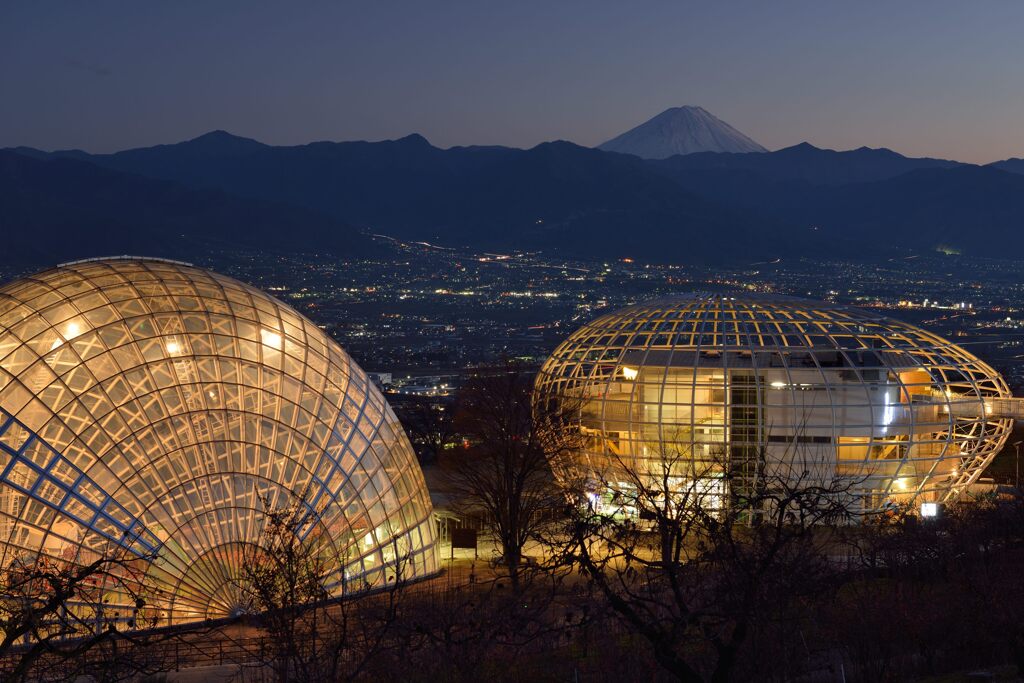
3,1,1023,163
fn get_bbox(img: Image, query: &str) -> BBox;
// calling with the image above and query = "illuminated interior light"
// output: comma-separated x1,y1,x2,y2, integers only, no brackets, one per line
881,389,894,435
0,258,437,626
260,328,283,349
50,321,84,351
534,292,1012,518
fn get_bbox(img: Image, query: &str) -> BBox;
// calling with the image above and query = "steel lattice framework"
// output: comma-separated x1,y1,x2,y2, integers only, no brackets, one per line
0,258,437,625
535,293,1012,514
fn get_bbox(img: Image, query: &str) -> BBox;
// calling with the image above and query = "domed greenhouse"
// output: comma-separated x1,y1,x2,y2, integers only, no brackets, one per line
0,258,437,625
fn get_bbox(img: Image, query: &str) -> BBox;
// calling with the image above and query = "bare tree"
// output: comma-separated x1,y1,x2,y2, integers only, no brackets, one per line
550,442,859,683
235,493,409,683
826,494,1024,681
443,361,581,590
388,575,570,683
393,396,458,464
0,551,156,682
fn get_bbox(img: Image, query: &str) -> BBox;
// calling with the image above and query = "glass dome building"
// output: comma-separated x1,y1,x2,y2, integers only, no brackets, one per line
0,258,437,625
535,293,1013,515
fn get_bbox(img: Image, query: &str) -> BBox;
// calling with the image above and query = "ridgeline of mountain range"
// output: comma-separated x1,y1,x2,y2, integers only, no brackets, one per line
4,106,1024,266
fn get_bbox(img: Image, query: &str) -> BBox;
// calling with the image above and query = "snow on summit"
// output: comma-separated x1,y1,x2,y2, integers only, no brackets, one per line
598,106,767,158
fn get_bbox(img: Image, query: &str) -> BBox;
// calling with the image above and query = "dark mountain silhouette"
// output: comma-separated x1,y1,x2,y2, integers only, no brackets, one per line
21,133,504,231
14,130,267,165
7,146,93,161
14,133,805,260
791,165,1024,253
642,143,973,237
989,158,1024,175
598,106,767,158
647,144,1024,256
0,150,376,266
7,131,1024,262
651,142,961,186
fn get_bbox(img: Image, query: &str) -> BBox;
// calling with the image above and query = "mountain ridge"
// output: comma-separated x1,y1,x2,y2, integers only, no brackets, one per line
0,136,801,262
651,141,963,186
990,158,1024,175
0,150,378,265
6,130,1024,263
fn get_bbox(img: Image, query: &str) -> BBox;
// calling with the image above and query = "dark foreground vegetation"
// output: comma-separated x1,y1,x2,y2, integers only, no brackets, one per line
4,366,1024,682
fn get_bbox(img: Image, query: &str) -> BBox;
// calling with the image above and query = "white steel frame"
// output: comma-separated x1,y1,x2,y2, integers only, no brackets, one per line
535,293,1012,514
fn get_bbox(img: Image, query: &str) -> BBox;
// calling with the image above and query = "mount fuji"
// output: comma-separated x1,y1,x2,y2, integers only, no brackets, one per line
598,106,767,158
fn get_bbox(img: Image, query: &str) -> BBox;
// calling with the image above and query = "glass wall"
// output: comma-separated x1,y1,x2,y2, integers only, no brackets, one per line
0,258,438,625
536,294,1011,516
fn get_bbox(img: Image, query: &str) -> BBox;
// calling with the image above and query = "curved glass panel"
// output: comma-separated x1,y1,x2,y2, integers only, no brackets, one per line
0,258,437,625
535,293,1011,514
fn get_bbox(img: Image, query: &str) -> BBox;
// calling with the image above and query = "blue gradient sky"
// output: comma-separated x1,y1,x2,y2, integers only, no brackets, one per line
3,1,1023,162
